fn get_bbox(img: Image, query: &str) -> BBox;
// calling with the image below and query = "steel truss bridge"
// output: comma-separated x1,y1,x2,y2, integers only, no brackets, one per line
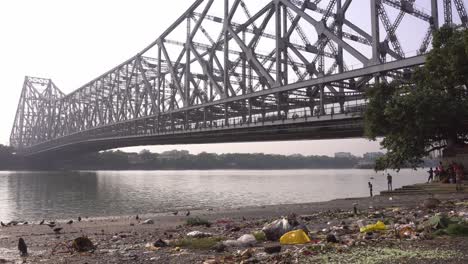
10,0,468,157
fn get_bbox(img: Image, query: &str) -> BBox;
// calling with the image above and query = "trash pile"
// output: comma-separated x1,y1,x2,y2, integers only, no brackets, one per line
5,197,468,263
194,198,468,263
126,197,468,263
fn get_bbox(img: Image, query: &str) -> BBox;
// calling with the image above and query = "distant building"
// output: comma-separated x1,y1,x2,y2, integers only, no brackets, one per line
159,150,190,160
334,152,354,158
363,152,385,161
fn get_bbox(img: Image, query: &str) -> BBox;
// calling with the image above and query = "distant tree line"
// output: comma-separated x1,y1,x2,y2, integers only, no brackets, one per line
0,145,435,171
58,150,363,170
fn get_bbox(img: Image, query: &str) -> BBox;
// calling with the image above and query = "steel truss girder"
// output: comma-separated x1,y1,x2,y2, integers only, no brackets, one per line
10,0,466,155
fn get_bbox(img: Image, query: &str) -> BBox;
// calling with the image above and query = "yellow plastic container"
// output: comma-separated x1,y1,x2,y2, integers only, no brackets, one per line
359,221,387,233
279,229,311,245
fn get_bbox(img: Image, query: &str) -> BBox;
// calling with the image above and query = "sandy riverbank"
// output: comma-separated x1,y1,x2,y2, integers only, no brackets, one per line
1,192,468,263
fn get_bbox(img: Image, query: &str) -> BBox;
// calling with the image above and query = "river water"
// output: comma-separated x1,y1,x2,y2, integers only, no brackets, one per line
0,169,428,221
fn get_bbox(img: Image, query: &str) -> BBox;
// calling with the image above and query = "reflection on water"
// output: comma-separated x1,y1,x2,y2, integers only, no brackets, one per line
0,169,427,221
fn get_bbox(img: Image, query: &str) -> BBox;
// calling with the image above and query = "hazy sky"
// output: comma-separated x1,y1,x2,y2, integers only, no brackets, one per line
0,0,464,156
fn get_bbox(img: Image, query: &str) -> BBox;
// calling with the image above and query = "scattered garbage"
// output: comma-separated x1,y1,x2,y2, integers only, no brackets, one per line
252,231,266,242
444,224,468,236
223,234,257,247
186,217,212,227
264,244,282,254
326,234,338,243
428,215,450,229
72,237,95,252
262,218,292,241
240,248,253,259
396,224,417,239
212,242,227,252
187,231,213,238
153,239,168,247
3,193,468,263
279,229,311,245
142,219,154,225
359,221,386,233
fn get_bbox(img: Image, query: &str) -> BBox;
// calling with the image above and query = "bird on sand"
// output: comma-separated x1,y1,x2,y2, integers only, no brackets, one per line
39,220,45,225
136,215,140,221
53,227,63,234
18,238,28,256
78,216,82,222
186,210,191,217
1,221,6,227
67,220,73,225
172,211,178,216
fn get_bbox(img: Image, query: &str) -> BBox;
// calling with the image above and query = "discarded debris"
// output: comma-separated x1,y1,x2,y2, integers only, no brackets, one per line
326,234,338,243
142,219,154,225
252,231,267,242
264,244,282,254
223,234,257,247
262,218,293,241
359,221,386,233
153,239,168,247
280,229,311,245
172,237,223,250
187,231,213,238
72,237,95,252
186,217,211,227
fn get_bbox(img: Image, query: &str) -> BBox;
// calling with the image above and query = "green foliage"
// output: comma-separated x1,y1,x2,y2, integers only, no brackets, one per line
186,217,212,227
0,144,19,169
365,26,468,170
171,237,223,250
428,215,451,229
49,149,367,170
444,223,468,236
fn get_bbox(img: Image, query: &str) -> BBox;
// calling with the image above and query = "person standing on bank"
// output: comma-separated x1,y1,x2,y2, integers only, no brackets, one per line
386,173,393,191
368,181,373,197
455,163,464,192
427,167,434,183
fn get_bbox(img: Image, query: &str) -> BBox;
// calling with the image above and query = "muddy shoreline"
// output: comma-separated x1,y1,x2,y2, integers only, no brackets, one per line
0,193,467,263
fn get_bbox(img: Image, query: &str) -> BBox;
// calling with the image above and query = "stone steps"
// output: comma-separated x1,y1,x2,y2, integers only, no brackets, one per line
380,182,468,196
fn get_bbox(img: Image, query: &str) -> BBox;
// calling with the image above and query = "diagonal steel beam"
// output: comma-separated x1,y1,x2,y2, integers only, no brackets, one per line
282,0,369,65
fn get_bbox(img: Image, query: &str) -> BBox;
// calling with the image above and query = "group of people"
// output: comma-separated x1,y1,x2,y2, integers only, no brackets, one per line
367,173,393,197
366,160,465,198
427,161,465,191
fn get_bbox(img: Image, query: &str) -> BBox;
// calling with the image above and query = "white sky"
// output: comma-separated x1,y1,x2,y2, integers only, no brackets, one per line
0,0,464,156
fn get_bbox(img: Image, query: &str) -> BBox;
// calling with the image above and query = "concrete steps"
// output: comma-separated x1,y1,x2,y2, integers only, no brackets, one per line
380,182,468,196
